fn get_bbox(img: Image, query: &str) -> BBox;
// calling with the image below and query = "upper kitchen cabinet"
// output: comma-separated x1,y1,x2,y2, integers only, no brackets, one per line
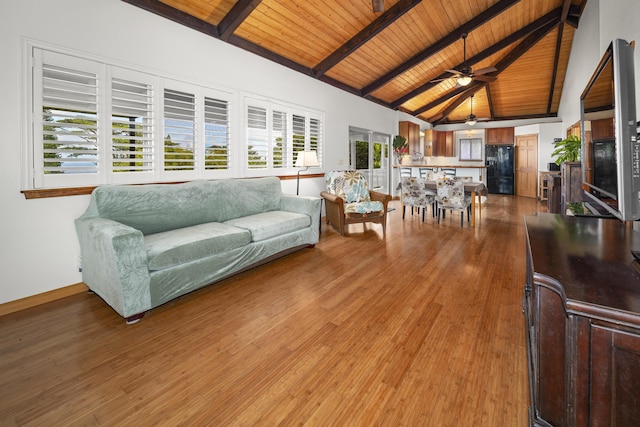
399,121,421,155
485,127,515,145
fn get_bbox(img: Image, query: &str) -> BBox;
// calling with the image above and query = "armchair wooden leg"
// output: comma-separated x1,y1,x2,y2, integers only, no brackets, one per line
402,205,406,219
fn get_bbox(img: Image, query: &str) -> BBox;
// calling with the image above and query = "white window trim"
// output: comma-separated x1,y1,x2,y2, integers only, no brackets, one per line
24,40,236,190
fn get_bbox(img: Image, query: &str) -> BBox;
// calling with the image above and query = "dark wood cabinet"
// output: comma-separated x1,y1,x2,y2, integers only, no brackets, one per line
544,172,561,213
561,161,586,214
432,130,453,157
485,127,514,145
524,213,640,426
590,118,614,140
399,121,420,154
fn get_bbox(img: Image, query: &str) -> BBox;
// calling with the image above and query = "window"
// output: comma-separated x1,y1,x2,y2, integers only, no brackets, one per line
245,98,323,173
459,138,483,161
29,46,232,190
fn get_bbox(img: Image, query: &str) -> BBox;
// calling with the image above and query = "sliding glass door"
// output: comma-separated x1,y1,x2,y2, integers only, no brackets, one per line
348,127,390,194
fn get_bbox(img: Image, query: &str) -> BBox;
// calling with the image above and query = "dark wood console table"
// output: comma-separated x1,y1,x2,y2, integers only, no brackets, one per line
524,213,640,426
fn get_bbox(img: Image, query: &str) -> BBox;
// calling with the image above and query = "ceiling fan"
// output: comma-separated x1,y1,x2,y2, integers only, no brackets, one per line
431,33,498,87
465,95,490,126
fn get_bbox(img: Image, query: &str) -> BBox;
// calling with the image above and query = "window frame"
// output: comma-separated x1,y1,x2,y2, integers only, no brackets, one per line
243,95,324,177
459,138,484,161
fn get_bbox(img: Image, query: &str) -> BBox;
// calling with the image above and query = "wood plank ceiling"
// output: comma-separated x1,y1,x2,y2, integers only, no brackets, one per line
122,0,587,126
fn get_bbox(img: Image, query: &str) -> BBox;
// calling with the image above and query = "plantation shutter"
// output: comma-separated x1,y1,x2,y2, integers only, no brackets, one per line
35,49,100,188
272,110,287,168
110,71,154,176
164,88,196,171
247,105,268,169
204,96,229,170
292,114,305,163
310,117,322,166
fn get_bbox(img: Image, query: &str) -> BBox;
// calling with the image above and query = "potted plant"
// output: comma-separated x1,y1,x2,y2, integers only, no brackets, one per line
551,134,581,165
392,135,409,164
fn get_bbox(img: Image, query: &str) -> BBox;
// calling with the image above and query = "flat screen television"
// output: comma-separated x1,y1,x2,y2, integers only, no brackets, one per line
580,38,640,221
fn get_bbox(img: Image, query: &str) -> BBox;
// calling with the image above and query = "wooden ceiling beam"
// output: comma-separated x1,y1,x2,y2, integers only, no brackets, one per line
218,0,263,41
390,7,561,109
226,35,315,77
361,0,522,96
313,0,422,77
430,85,485,125
547,24,564,114
486,86,495,119
121,0,220,38
413,18,560,118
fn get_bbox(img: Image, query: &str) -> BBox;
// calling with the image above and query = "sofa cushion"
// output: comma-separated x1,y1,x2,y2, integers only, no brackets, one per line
144,222,251,271
224,211,310,242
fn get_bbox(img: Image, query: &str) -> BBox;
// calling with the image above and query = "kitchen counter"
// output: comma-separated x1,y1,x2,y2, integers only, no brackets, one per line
393,164,485,168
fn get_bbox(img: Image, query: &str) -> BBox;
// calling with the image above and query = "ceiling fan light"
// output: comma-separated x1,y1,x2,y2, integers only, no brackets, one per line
466,119,477,126
457,75,472,86
372,0,384,13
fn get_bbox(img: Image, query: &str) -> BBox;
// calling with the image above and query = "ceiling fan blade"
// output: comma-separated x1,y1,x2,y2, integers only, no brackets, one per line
444,69,462,76
429,77,450,83
472,66,498,75
473,75,497,82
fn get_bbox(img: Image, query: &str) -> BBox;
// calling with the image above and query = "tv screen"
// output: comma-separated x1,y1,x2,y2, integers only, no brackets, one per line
580,39,640,221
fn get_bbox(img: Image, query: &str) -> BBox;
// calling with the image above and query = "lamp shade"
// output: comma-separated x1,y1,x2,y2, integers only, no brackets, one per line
465,119,477,126
295,151,319,168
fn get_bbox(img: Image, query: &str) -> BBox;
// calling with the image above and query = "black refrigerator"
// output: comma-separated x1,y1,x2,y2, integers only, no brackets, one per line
485,144,515,195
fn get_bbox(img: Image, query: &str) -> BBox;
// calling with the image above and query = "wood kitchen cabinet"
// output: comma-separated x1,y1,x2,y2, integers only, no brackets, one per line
524,213,640,426
485,127,514,145
432,130,453,157
399,121,420,154
590,118,614,140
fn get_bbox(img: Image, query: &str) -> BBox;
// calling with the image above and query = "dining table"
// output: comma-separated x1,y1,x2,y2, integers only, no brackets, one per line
423,181,488,226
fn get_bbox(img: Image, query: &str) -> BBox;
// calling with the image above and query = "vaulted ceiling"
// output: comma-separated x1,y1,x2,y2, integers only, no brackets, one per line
122,0,588,126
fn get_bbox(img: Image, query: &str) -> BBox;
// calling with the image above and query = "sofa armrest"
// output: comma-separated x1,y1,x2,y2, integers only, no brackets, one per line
75,217,151,318
280,195,321,240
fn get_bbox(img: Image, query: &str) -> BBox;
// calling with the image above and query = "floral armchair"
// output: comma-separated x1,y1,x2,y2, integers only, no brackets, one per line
321,171,392,236
436,178,472,227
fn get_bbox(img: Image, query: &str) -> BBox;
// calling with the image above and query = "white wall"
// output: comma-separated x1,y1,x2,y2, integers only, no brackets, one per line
0,0,409,304
558,0,640,130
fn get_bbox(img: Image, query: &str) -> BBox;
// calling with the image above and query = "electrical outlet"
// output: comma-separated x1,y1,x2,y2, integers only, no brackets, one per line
337,159,344,165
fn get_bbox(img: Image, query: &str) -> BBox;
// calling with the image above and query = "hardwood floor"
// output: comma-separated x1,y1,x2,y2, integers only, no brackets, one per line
0,195,542,426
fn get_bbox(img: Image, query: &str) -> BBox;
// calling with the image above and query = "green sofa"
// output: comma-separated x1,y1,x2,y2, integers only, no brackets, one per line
75,177,321,323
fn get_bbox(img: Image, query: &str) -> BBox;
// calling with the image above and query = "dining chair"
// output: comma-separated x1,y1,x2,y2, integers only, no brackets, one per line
441,168,457,178
400,167,412,178
436,178,472,227
400,177,436,222
419,167,436,178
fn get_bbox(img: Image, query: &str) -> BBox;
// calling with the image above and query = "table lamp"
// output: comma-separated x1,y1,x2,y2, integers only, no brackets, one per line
295,150,319,195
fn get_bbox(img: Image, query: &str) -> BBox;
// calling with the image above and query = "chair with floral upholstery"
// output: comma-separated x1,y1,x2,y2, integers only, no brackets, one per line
400,177,436,222
321,170,392,236
436,178,472,227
